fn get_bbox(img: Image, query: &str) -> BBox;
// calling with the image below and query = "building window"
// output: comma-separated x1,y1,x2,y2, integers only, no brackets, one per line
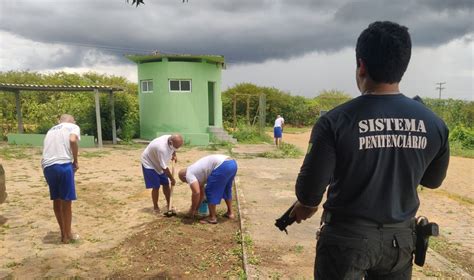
169,79,192,92
141,80,153,93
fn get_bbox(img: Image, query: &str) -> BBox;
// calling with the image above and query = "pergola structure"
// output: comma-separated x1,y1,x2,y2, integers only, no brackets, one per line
0,83,124,148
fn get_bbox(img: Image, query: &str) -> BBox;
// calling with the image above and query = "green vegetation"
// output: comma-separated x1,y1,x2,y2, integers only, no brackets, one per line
2,72,472,157
0,71,139,141
258,142,303,159
222,83,350,127
230,123,272,144
0,144,37,160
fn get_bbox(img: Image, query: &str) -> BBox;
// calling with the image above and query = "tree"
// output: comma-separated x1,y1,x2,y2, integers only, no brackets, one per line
127,0,188,6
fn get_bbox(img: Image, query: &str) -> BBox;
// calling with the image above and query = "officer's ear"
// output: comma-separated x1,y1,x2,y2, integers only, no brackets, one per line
357,58,367,78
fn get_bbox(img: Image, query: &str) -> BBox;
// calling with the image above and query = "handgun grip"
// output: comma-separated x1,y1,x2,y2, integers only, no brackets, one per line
275,202,297,232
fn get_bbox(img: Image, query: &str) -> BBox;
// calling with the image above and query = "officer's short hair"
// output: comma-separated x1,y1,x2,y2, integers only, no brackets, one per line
356,21,411,83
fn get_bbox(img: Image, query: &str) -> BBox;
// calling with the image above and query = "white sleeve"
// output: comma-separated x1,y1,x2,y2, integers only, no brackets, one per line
71,125,81,140
186,173,198,184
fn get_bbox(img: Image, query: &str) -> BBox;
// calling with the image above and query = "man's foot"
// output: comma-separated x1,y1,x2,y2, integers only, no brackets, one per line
62,233,80,244
154,206,160,213
199,219,217,225
223,212,235,219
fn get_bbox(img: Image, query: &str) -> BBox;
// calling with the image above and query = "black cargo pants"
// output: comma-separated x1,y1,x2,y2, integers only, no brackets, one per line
314,221,416,280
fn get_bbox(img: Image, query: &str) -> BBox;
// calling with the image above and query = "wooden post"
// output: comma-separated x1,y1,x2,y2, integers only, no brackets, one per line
246,96,250,125
94,89,103,148
233,94,237,130
109,91,117,144
258,93,266,135
14,90,24,133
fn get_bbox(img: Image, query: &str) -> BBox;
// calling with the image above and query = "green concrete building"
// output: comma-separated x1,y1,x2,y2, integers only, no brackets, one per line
127,53,235,145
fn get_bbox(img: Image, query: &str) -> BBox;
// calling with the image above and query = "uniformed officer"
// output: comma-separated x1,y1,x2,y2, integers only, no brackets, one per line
290,21,450,279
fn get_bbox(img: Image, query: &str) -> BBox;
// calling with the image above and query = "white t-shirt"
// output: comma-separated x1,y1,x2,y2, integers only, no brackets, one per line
41,122,81,169
141,135,174,174
185,154,229,186
274,117,285,127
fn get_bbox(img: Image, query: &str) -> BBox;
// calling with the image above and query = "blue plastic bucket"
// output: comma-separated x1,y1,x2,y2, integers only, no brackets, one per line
198,199,209,216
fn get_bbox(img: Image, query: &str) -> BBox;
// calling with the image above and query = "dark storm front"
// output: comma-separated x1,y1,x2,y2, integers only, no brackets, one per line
358,118,428,150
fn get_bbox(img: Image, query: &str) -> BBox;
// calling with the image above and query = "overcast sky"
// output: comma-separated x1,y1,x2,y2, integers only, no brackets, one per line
0,0,472,99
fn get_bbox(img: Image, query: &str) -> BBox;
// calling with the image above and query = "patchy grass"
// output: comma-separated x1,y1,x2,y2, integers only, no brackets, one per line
231,126,272,144
80,150,111,158
0,145,37,160
266,126,312,134
199,139,235,156
429,235,474,275
433,189,474,206
258,142,303,159
450,141,474,158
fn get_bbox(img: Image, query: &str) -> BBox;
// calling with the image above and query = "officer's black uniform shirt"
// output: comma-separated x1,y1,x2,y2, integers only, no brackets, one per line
295,93,450,224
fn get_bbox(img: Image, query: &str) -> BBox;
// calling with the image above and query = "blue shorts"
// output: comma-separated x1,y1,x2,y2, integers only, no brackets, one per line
43,163,76,201
274,126,282,138
205,160,238,205
142,165,169,189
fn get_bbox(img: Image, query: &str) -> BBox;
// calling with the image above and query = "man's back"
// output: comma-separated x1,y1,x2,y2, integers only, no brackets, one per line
42,123,81,169
312,93,449,223
141,135,172,174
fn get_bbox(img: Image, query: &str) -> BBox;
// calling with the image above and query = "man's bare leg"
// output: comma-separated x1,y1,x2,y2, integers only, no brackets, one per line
151,188,160,212
53,199,64,239
208,204,218,222
162,185,171,210
224,199,234,218
61,200,73,243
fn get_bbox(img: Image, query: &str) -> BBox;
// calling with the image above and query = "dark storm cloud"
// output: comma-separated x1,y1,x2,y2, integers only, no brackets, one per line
0,0,472,69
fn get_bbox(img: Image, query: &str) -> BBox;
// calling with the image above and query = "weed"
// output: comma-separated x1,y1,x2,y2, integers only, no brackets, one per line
258,142,303,158
295,244,304,254
0,145,35,160
231,125,272,144
5,261,21,268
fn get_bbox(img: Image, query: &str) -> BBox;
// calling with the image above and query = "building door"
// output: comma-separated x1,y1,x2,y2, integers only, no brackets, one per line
208,82,215,126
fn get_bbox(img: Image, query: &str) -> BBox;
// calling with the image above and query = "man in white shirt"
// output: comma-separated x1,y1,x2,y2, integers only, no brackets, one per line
41,114,80,244
178,154,238,224
274,114,285,147
141,134,183,212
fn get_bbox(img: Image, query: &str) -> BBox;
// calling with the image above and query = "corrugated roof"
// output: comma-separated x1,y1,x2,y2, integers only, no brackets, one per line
126,52,225,66
0,83,124,92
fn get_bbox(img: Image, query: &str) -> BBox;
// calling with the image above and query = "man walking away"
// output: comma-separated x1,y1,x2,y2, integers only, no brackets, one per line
42,114,81,244
274,114,285,148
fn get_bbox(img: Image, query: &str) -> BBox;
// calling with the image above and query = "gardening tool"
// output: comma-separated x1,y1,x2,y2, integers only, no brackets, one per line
164,159,177,217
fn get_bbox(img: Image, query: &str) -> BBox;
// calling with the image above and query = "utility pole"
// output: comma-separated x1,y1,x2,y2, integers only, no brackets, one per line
436,82,446,99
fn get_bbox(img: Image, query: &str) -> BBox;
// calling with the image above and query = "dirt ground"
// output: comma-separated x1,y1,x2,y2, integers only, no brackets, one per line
0,131,472,279
0,144,241,279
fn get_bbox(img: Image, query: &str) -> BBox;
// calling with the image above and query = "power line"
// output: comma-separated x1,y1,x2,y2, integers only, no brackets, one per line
436,82,446,99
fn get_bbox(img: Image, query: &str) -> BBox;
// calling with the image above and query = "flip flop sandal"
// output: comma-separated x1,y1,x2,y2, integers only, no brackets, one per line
199,219,218,225
223,213,235,219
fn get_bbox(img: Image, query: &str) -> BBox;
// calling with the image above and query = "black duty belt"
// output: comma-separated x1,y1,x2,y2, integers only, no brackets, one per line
322,211,414,229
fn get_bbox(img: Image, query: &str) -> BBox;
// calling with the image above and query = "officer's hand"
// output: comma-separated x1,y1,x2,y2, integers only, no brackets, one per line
289,201,318,224
170,177,176,186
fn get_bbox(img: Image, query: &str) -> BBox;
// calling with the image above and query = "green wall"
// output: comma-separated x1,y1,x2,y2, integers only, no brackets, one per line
137,59,223,145
7,134,96,148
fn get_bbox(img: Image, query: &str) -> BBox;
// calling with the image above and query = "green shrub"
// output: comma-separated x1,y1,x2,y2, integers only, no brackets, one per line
230,124,272,144
449,126,474,149
258,142,303,158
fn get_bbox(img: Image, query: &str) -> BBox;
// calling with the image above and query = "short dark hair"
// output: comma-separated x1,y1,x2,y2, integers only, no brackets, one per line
356,21,411,83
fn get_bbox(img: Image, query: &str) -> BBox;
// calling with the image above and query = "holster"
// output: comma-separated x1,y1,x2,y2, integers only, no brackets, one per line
414,216,439,267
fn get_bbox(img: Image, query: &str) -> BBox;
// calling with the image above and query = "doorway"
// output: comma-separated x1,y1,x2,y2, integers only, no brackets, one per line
208,82,215,126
